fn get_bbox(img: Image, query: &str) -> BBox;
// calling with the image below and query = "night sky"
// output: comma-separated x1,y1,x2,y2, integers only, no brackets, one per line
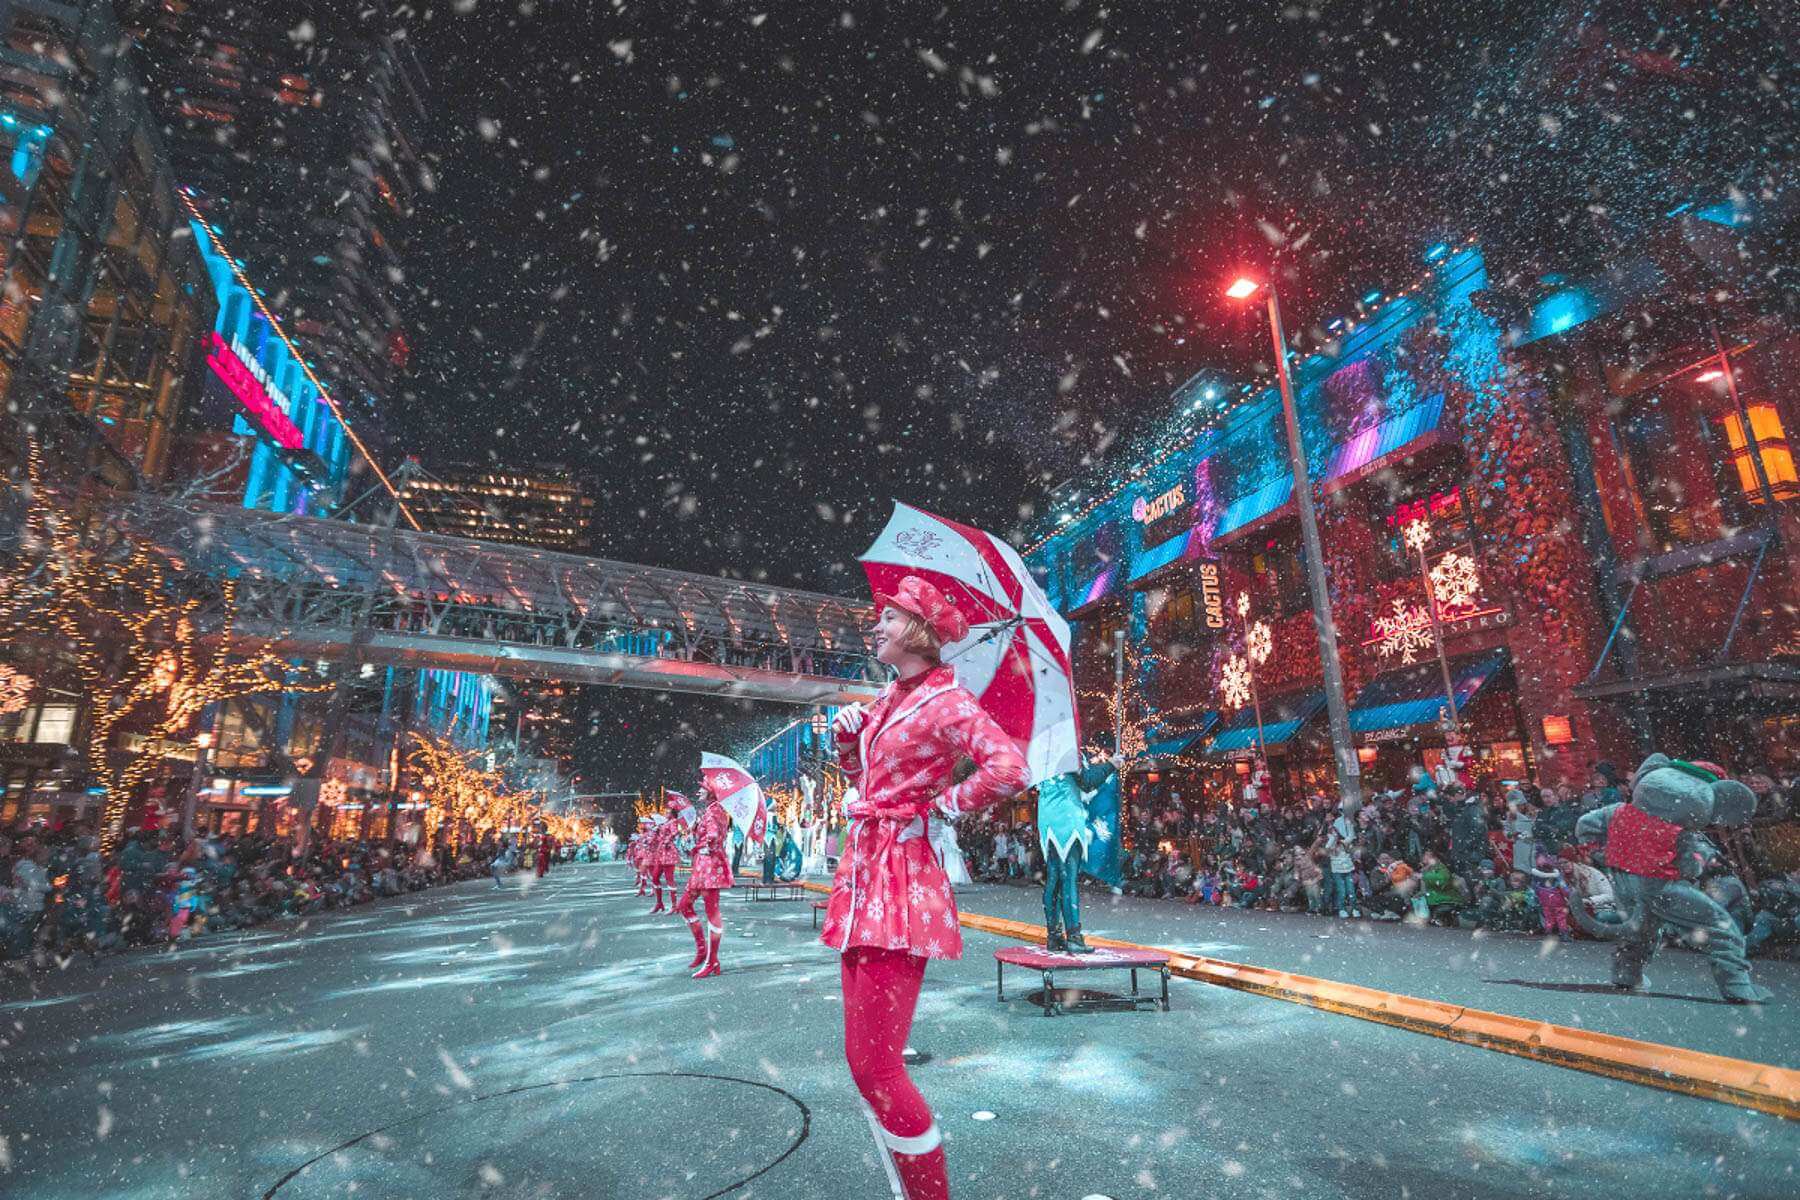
380,1,1793,790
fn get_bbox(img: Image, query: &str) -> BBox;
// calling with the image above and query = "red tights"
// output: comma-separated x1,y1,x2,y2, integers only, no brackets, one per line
650,864,675,903
674,884,720,926
841,947,947,1199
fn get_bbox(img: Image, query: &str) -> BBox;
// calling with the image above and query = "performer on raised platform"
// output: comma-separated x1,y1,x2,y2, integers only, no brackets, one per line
1035,751,1122,953
676,780,735,979
821,575,1027,1200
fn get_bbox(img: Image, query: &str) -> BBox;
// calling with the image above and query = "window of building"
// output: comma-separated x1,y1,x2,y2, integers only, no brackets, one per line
4,702,76,745
1718,404,1800,504
1149,588,1201,654
1250,529,1309,617
1615,393,1750,550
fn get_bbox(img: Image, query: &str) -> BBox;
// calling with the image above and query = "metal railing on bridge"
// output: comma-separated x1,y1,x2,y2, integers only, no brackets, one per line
110,494,884,706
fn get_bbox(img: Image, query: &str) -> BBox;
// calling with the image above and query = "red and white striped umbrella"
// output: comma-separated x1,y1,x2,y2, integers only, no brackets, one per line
860,502,1078,785
700,752,767,842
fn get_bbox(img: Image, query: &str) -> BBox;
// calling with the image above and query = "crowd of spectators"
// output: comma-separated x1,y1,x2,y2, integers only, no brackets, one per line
962,762,1800,957
1,819,541,973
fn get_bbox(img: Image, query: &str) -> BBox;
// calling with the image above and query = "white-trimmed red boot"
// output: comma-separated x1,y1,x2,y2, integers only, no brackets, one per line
683,911,707,969
692,922,723,979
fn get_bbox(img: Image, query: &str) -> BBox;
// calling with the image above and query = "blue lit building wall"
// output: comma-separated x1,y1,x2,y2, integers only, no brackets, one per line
747,711,838,787
414,669,495,751
187,216,351,515
1029,245,1493,700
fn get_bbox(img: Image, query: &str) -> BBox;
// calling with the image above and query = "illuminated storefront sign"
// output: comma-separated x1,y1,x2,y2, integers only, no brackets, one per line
1133,482,1187,524
1197,561,1227,629
206,331,304,449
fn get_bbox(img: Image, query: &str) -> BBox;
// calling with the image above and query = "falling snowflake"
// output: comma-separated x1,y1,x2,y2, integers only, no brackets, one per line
1218,653,1254,710
0,664,32,716
1374,598,1434,663
1430,550,1481,611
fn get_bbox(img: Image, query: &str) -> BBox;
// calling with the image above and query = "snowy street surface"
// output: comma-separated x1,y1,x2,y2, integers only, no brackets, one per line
3,863,1794,1199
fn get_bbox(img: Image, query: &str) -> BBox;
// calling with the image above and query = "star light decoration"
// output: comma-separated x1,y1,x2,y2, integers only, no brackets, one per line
1219,652,1254,710
0,664,33,716
1374,597,1435,664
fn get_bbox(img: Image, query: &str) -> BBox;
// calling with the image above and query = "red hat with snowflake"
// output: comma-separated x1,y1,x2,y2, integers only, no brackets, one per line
877,574,970,645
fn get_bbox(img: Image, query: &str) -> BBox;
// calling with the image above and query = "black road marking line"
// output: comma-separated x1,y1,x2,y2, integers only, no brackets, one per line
260,1069,811,1199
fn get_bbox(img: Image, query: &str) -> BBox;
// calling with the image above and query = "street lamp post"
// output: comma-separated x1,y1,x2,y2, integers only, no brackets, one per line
180,725,216,839
1228,276,1363,813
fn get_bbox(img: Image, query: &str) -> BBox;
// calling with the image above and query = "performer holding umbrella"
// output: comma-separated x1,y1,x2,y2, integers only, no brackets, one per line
675,778,735,979
824,574,1029,1199
645,795,684,914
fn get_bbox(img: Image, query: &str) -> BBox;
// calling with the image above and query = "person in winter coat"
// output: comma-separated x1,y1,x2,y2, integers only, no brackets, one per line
1034,751,1122,953
822,575,1028,1200
676,781,735,978
1444,784,1490,880
1419,852,1462,924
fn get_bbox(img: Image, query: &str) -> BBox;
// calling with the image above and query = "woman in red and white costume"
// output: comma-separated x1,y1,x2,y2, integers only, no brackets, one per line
675,780,735,978
628,816,653,895
645,797,684,914
821,575,1028,1200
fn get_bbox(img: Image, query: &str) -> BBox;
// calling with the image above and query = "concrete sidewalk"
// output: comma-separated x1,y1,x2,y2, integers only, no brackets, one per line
940,878,1798,1068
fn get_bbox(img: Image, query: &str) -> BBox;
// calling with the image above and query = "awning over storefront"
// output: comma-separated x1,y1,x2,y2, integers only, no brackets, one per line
1211,472,1294,544
1349,647,1508,735
1063,563,1123,618
1126,528,1207,590
1209,395,1447,547
1320,393,1446,494
1208,691,1326,753
1143,713,1219,758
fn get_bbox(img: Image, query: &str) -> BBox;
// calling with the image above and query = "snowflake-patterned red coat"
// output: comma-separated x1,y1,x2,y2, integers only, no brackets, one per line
687,799,736,890
647,817,683,868
820,665,1028,960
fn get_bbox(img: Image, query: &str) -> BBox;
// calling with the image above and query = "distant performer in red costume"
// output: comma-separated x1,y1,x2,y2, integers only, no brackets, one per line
646,797,683,914
821,575,1027,1200
675,780,735,979
629,816,654,895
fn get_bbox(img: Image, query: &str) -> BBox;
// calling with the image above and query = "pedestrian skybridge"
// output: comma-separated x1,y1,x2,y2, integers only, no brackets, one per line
114,496,883,707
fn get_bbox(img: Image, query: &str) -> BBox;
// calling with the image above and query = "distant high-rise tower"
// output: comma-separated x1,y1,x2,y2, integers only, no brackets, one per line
121,1,427,432
400,462,598,554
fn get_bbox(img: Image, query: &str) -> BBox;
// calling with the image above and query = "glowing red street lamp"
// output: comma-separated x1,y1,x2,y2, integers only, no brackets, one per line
1226,272,1362,812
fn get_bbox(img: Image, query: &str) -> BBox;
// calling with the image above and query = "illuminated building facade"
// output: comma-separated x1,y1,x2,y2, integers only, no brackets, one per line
399,463,597,554
177,207,353,512
1028,212,1795,831
0,0,216,489
122,0,428,428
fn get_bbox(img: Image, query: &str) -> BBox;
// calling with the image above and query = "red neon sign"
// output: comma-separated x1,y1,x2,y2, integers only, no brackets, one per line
206,332,304,450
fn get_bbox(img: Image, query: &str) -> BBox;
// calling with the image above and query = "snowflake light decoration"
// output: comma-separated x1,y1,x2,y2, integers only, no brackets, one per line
1236,591,1251,618
1219,652,1254,709
319,778,349,808
0,664,33,716
1403,518,1431,555
1429,550,1481,611
1247,619,1273,666
1374,597,1434,664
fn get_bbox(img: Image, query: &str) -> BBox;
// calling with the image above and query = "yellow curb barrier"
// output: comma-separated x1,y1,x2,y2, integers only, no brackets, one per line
791,878,1798,1120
